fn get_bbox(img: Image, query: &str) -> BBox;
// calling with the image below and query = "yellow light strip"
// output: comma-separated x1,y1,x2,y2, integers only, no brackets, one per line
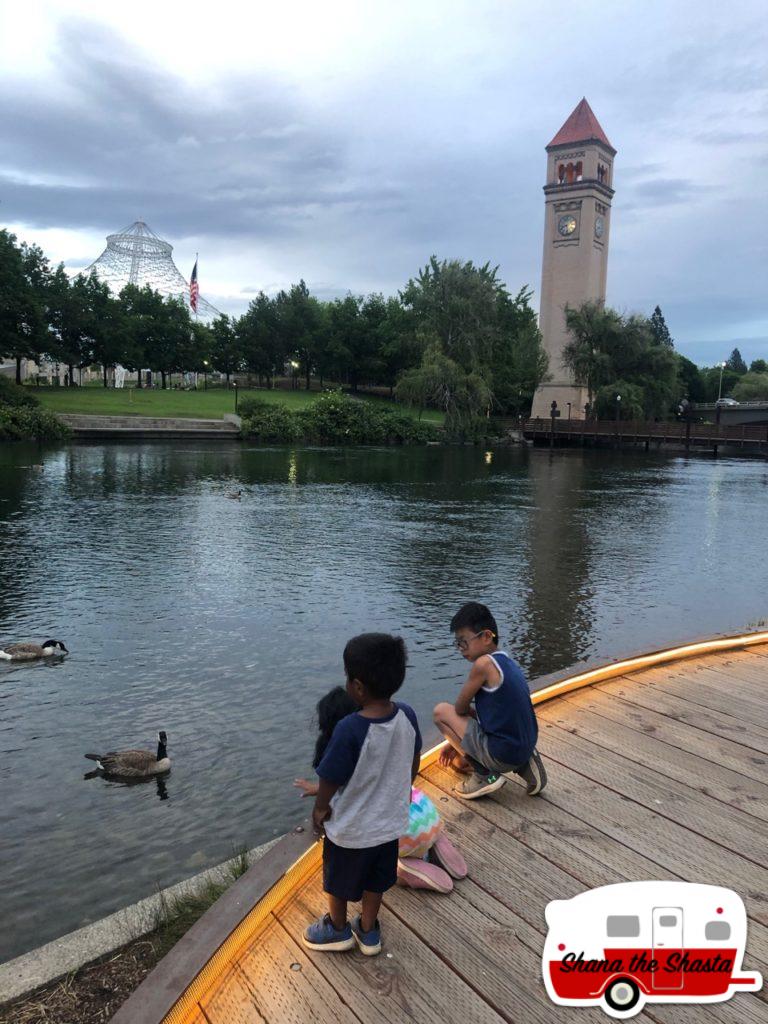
162,629,768,1024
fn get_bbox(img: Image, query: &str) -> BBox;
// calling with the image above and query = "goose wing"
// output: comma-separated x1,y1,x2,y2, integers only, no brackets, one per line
99,748,158,777
2,643,41,659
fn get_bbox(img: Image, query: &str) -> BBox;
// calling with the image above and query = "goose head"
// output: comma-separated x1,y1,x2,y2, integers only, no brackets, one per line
157,731,168,759
42,640,69,655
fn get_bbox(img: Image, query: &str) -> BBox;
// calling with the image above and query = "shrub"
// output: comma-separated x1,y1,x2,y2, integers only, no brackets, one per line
0,405,71,441
240,391,441,445
239,398,300,442
0,376,38,409
732,372,768,403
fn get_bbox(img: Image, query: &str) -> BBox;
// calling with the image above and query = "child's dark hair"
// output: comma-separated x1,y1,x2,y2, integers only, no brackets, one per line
450,602,498,642
343,633,407,700
312,686,357,768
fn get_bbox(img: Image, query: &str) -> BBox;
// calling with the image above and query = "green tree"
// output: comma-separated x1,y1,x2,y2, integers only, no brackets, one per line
80,273,124,386
649,305,674,348
209,314,241,384
701,364,741,402
749,358,767,374
563,301,679,418
732,372,768,402
277,281,323,390
493,286,549,415
726,347,748,375
0,230,50,383
45,266,93,384
237,292,286,385
676,354,706,403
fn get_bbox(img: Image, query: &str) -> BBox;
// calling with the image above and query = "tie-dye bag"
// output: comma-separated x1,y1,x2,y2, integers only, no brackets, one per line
398,786,443,859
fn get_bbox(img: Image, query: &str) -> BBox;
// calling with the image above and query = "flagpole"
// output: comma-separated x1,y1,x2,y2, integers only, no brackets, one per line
194,252,198,322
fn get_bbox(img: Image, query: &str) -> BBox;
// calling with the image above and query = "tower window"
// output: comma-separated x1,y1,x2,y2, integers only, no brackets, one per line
557,164,566,184
575,161,583,182
597,163,608,184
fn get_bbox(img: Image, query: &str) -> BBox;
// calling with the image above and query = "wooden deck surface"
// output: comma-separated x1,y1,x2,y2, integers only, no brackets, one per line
190,648,768,1023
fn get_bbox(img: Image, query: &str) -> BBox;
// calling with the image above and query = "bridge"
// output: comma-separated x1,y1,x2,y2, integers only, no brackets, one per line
693,402,768,426
524,417,768,453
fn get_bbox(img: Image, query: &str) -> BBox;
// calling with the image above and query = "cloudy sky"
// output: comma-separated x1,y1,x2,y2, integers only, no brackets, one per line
1,0,766,364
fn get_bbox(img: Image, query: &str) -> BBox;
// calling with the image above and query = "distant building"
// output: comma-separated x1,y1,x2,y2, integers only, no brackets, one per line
531,99,616,420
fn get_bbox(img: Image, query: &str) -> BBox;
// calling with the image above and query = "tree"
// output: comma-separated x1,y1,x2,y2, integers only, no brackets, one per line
209,314,241,384
0,230,50,382
676,354,706,403
649,305,674,348
563,301,679,418
732,372,768,402
726,347,748,375
701,364,741,402
493,287,549,415
238,292,286,385
45,266,92,384
749,358,767,374
277,281,323,390
81,273,125,386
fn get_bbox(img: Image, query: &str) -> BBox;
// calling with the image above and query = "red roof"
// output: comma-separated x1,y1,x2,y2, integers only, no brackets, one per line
547,98,614,151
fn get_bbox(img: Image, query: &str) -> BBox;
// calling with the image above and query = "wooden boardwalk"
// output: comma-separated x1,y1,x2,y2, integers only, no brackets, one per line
168,646,767,1024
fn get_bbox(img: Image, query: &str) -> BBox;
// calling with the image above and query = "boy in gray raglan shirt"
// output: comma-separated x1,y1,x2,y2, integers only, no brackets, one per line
302,633,421,956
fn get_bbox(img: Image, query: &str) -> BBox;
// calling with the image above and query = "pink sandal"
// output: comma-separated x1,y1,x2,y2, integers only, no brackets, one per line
430,833,468,879
397,857,453,893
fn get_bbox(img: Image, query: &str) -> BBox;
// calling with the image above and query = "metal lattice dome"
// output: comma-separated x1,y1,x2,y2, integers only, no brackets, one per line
82,220,221,322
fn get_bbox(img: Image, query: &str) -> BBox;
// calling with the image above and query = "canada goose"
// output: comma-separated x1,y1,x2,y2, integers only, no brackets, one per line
226,490,243,500
0,639,69,661
84,731,170,778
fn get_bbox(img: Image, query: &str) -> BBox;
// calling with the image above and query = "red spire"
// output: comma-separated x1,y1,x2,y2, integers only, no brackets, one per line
548,98,614,151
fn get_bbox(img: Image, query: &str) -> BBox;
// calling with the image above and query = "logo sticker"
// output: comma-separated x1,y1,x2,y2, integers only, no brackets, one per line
543,881,762,1018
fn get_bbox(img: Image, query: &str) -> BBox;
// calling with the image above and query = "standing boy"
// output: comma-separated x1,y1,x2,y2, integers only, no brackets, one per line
303,633,421,956
434,602,546,800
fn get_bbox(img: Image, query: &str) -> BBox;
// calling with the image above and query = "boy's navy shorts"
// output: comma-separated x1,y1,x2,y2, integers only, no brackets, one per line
322,836,399,902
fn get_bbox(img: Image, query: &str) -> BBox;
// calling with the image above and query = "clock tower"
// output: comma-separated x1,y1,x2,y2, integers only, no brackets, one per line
531,98,616,420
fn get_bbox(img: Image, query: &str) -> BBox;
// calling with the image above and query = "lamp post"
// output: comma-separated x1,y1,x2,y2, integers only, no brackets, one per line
717,360,726,401
202,360,209,390
233,380,238,413
615,393,621,423
567,401,571,422
290,360,299,391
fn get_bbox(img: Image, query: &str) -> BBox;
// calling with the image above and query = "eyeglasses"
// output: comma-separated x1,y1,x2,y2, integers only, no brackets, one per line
454,630,488,651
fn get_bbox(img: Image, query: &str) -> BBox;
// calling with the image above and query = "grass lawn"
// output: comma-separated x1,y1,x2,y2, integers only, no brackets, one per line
33,386,444,423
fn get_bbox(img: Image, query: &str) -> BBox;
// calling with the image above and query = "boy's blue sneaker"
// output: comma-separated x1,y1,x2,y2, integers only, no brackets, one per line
302,913,355,952
351,914,382,956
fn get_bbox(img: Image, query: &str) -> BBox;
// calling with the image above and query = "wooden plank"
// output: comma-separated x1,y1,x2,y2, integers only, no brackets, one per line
204,915,361,1024
417,773,766,1022
421,766,768,978
534,718,768,867
384,879,606,1024
277,877,509,1024
554,684,768,786
595,676,768,754
537,697,768,821
622,665,768,728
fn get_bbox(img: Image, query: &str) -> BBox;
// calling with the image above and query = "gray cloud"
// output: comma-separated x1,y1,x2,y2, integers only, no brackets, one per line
0,6,766,364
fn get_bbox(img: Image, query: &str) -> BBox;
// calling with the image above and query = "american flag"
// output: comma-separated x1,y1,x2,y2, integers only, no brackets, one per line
190,259,199,313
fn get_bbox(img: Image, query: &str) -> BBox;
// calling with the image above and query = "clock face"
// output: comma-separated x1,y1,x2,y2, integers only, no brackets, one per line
558,215,577,237
595,215,605,238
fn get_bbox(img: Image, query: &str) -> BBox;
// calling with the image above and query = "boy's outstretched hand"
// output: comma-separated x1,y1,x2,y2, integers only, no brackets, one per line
293,778,319,798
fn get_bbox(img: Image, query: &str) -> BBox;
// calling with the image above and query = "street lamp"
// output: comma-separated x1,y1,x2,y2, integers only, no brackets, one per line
233,380,238,413
290,360,299,391
615,393,621,423
567,401,571,421
202,359,209,391
717,360,726,401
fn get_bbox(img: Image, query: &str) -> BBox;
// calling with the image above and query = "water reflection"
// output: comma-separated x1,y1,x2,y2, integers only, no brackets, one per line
0,441,766,962
83,770,170,802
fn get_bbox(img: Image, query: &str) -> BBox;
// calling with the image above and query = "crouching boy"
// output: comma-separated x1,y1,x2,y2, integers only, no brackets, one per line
303,633,421,956
434,602,546,799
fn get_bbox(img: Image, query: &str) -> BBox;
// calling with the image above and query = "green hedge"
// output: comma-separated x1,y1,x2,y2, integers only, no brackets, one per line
0,376,39,409
0,405,71,441
240,391,441,445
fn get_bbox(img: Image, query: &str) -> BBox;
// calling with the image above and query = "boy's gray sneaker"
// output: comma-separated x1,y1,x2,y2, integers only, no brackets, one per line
454,771,506,800
514,749,547,796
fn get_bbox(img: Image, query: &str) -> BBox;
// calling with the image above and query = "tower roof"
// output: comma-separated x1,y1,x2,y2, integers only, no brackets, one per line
547,98,614,152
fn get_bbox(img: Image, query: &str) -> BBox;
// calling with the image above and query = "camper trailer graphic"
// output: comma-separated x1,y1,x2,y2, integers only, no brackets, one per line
543,881,762,1018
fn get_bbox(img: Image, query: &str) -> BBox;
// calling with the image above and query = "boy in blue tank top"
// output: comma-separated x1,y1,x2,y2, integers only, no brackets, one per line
433,602,547,800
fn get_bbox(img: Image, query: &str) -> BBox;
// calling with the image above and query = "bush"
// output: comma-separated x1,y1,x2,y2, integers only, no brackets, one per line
239,397,300,442
240,391,441,445
0,376,38,409
0,405,71,441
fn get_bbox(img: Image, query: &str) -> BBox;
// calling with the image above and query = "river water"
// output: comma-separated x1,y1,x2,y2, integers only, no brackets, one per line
0,441,766,962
